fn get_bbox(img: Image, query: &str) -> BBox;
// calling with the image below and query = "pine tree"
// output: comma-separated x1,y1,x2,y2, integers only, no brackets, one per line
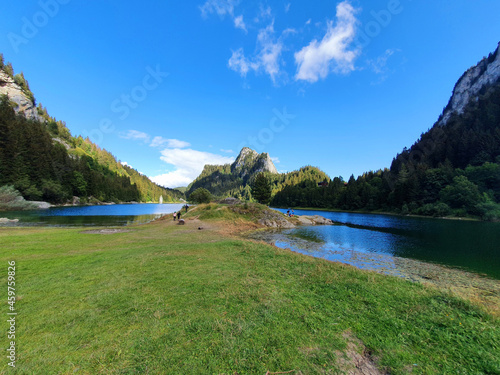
251,173,271,205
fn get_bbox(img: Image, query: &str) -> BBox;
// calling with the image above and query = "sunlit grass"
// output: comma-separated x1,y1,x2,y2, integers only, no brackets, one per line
0,214,498,374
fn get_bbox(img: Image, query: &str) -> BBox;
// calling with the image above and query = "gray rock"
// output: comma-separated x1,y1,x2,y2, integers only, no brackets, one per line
438,42,500,127
27,201,52,209
296,215,334,225
0,71,42,122
219,197,241,205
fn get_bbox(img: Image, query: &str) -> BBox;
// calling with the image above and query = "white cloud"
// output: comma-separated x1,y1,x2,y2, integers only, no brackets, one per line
228,23,284,84
120,130,151,143
151,148,234,188
285,3,291,13
200,0,236,18
201,0,248,33
271,156,280,164
228,48,253,77
150,136,191,149
220,149,234,153
295,1,360,83
234,15,247,32
257,24,283,83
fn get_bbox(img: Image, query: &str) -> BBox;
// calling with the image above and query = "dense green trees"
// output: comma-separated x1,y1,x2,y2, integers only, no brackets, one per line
188,188,212,204
251,173,271,205
0,95,183,205
271,81,500,221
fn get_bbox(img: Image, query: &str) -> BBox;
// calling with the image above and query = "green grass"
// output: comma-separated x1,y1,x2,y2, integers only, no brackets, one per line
0,216,498,374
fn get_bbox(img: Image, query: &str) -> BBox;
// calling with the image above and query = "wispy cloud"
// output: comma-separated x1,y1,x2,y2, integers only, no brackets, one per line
285,3,291,13
200,0,247,33
120,130,151,143
151,148,234,188
228,23,284,84
234,15,247,32
150,136,191,148
220,148,234,153
228,48,254,77
295,0,360,83
200,0,236,18
367,49,400,84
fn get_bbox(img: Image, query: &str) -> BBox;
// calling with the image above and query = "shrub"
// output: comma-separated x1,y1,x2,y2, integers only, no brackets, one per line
189,188,212,204
0,185,36,211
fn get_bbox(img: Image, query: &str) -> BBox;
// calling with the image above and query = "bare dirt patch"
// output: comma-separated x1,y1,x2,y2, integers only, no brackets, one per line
335,331,385,375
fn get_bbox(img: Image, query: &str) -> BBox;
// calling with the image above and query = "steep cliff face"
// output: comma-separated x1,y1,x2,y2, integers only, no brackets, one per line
0,70,41,122
438,42,500,126
231,147,278,176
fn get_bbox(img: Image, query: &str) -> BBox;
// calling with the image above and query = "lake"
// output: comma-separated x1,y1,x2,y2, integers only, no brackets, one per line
2,204,499,280
0,203,185,227
254,208,500,280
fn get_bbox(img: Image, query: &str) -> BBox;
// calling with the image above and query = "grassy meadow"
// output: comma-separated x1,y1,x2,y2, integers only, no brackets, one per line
0,204,498,374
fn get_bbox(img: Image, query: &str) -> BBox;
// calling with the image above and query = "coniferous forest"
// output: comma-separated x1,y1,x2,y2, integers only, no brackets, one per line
272,80,500,220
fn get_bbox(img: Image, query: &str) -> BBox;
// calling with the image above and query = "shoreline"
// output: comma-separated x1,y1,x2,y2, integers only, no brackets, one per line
274,206,481,222
246,227,500,317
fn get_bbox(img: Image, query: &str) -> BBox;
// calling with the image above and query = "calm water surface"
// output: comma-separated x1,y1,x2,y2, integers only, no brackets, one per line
2,204,499,280
258,208,500,280
1,203,185,226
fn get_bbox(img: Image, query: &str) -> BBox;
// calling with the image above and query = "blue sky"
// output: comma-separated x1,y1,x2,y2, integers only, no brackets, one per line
1,1,499,187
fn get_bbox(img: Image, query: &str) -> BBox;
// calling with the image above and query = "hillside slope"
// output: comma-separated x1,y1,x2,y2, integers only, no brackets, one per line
0,55,183,204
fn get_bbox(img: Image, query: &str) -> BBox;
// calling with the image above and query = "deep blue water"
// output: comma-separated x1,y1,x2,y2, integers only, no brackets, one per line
268,208,500,280
1,203,185,226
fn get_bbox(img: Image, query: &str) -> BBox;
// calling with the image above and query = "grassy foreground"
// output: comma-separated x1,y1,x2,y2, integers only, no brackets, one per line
1,204,499,374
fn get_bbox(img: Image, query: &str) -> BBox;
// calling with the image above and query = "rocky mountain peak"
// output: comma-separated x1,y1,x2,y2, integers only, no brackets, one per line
437,42,500,127
233,147,259,169
232,147,278,175
0,70,41,122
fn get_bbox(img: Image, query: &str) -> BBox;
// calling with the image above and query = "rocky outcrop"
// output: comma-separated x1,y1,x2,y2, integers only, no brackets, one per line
233,147,259,169
295,215,334,225
27,201,52,209
0,70,42,122
231,147,278,176
438,42,500,126
219,197,241,205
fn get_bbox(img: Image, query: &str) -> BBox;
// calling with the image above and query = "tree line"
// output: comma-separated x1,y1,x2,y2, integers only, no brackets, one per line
272,81,500,221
